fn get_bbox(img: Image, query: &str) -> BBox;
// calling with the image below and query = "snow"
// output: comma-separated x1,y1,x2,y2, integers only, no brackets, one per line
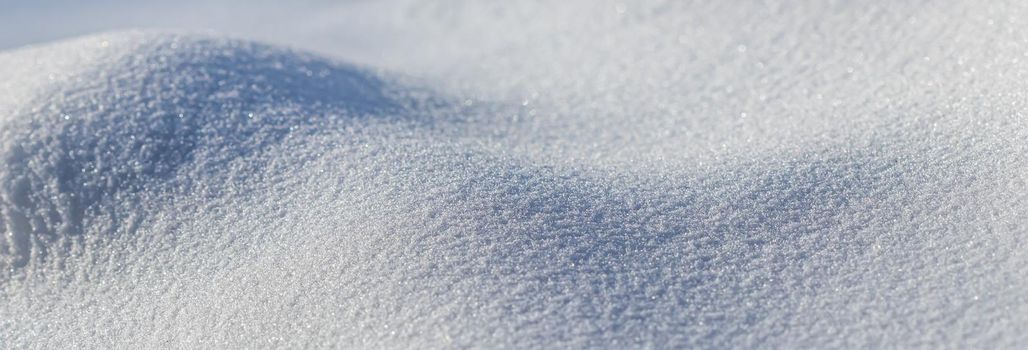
2,1,1028,349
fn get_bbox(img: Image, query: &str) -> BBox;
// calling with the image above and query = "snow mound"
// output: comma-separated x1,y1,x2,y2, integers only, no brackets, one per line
0,32,411,268
0,23,1027,349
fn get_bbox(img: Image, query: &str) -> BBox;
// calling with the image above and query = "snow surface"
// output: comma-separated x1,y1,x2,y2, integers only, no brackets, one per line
2,1,1028,349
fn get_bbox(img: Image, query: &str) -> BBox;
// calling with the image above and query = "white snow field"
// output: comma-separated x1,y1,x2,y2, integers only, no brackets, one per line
2,1,1028,349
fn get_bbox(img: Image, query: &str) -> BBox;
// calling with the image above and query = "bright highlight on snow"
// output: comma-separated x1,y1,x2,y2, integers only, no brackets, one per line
2,1,1028,349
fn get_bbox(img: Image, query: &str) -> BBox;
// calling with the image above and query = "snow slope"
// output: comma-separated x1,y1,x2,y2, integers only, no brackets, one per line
2,1,1028,349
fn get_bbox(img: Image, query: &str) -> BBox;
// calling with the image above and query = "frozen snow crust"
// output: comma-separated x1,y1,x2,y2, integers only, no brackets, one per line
1,19,1027,350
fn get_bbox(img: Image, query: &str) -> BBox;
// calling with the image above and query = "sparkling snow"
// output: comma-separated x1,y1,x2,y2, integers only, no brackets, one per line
2,1,1027,349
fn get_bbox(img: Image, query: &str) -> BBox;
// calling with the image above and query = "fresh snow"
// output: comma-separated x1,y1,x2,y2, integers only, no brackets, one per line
2,1,1028,349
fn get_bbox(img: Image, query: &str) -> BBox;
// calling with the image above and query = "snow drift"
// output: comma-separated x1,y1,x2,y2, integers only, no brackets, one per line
0,33,413,267
2,1,1028,349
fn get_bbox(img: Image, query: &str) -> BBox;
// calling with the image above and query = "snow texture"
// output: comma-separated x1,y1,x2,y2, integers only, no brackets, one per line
2,1,1028,349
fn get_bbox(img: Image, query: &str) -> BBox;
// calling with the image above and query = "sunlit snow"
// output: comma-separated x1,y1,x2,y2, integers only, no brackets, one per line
2,1,1027,349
